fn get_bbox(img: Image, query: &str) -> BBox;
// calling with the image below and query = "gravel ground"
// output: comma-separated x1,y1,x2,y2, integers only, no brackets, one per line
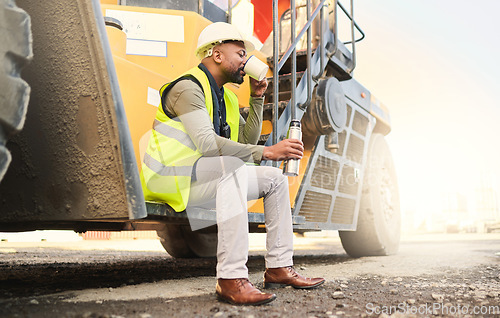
1,266,499,317
0,233,499,317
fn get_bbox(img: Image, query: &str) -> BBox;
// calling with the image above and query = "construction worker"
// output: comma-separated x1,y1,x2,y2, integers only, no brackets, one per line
141,22,325,305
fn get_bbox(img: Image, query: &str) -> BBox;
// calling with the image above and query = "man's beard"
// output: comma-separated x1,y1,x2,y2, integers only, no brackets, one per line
228,67,245,84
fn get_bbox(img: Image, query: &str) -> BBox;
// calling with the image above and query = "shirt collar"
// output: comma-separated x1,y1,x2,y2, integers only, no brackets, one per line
198,63,224,99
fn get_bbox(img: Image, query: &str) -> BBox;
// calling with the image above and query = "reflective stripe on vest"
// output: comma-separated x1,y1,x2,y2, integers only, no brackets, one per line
140,66,240,212
152,119,197,151
143,153,192,177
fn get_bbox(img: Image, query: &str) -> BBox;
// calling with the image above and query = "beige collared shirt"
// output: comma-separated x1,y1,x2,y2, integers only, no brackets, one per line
164,79,265,164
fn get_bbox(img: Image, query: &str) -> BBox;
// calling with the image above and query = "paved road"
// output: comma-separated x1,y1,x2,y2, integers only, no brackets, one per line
0,232,499,317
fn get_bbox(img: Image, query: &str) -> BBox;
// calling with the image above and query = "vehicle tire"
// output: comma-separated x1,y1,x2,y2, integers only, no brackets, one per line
157,224,218,258
0,0,32,182
339,133,401,257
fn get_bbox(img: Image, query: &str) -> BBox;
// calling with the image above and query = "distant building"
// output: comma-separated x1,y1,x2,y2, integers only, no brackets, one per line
474,173,500,221
442,192,468,221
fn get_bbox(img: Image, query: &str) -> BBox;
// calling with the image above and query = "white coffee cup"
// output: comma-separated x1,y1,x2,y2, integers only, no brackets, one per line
243,55,269,81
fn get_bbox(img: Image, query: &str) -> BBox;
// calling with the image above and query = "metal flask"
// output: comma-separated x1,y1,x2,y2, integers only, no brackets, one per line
283,120,302,176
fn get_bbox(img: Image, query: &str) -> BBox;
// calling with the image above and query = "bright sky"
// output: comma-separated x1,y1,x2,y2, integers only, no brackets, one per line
351,0,500,222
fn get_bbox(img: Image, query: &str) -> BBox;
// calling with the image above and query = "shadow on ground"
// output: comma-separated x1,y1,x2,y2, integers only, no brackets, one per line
0,249,351,298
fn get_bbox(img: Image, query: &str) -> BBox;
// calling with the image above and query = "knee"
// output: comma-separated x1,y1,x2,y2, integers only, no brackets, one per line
275,168,289,187
270,166,286,179
264,167,289,188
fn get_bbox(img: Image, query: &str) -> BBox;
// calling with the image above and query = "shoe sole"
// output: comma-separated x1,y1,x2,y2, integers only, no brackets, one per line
264,279,325,289
216,293,277,306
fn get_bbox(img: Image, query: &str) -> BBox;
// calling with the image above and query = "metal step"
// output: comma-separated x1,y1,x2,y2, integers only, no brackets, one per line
240,101,288,122
240,100,289,145
264,71,305,103
266,49,311,75
327,39,355,81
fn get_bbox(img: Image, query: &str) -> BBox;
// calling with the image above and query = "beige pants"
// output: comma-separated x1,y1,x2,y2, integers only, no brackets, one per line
187,156,294,279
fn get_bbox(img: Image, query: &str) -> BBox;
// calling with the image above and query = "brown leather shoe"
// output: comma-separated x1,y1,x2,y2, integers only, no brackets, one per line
216,278,276,306
264,266,325,289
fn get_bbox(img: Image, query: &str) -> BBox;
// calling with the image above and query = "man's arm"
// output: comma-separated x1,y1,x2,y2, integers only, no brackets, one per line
165,79,303,163
238,96,263,145
165,80,264,163
238,76,268,144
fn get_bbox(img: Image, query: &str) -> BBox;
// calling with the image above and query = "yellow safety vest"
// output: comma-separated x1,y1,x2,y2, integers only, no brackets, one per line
140,67,240,212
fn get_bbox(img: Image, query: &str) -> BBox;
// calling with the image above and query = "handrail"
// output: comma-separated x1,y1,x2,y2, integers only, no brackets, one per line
348,0,356,72
272,0,327,159
266,0,366,168
312,3,325,81
278,5,306,64
326,0,338,61
335,1,365,45
277,0,326,72
290,0,297,121
277,0,327,112
298,0,312,110
272,0,279,167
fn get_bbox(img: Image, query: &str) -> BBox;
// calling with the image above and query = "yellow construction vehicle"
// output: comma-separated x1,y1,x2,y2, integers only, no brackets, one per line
0,0,400,258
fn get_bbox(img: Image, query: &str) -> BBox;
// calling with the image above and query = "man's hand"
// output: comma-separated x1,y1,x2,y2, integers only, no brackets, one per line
250,77,268,97
262,139,304,161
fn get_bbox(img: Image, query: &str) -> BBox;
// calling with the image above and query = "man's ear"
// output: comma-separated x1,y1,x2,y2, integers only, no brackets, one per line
213,48,223,64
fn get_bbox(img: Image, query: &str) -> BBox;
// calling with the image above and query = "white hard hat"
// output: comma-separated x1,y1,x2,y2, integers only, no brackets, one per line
195,22,255,60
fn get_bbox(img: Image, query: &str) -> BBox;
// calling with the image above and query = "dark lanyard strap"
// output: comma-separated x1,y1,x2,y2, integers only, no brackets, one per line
198,64,230,139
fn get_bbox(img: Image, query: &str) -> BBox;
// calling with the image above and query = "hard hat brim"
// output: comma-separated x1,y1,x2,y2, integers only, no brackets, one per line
195,39,255,60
